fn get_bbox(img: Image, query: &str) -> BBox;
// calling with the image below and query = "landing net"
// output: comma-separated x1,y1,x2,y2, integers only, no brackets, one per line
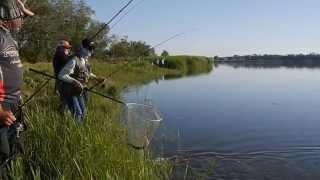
122,103,163,149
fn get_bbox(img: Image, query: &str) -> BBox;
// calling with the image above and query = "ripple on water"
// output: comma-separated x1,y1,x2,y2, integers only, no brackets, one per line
170,147,320,180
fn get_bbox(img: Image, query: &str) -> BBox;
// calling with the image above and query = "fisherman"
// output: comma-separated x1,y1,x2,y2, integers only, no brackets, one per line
52,40,72,113
53,40,72,80
0,0,34,178
58,52,87,123
79,38,96,80
161,58,165,67
78,38,104,103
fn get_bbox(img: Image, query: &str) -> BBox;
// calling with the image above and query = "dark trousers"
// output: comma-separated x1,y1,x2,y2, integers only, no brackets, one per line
0,102,24,179
56,82,67,114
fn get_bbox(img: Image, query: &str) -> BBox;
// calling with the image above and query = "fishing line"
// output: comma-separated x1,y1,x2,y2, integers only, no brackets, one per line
110,0,146,30
90,0,135,40
152,32,186,49
121,29,196,103
152,29,198,49
99,28,196,85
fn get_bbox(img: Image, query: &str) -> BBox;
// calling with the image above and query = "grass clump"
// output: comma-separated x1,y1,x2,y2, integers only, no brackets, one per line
9,59,212,179
164,56,213,75
10,61,173,179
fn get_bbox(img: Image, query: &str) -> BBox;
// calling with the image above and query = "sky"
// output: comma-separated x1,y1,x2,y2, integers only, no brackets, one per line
86,0,320,57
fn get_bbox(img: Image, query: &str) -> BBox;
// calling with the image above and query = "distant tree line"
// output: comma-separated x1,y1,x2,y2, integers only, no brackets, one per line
18,0,156,62
214,53,320,68
215,53,320,62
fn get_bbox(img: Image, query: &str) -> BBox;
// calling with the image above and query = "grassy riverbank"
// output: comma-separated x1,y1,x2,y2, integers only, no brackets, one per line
10,59,213,179
161,56,213,75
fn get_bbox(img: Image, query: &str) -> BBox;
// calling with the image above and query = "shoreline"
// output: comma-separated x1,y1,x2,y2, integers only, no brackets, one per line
11,58,212,179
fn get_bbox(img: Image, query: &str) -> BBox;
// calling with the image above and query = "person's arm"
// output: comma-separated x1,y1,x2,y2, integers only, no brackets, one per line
0,67,16,127
90,72,97,78
58,58,78,84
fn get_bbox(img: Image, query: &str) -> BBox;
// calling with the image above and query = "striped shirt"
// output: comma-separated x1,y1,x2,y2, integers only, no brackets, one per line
0,27,22,103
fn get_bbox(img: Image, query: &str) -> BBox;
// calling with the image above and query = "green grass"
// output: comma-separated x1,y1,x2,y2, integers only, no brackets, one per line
161,56,213,75
9,59,212,179
11,61,175,179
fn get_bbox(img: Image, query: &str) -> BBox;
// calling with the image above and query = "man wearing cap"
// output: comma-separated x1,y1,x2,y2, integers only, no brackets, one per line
53,40,72,78
78,38,96,79
58,50,87,123
53,40,72,113
57,39,103,122
0,0,34,176
78,38,104,103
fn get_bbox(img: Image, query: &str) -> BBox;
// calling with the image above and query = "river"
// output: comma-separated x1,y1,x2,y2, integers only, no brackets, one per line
124,63,320,180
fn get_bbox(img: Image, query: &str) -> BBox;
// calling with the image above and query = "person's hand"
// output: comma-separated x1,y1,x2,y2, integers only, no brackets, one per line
97,77,105,83
72,81,85,95
73,80,84,90
0,108,16,127
17,0,35,17
92,76,105,83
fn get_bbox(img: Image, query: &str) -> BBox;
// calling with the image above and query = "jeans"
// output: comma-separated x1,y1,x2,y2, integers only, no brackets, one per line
65,94,86,123
83,90,89,105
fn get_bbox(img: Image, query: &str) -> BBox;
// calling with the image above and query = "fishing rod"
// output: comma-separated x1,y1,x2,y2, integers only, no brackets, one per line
84,0,142,90
88,89,126,105
89,28,195,91
20,79,51,108
110,0,146,30
87,61,130,91
89,31,191,89
90,0,135,40
29,68,125,105
152,32,187,49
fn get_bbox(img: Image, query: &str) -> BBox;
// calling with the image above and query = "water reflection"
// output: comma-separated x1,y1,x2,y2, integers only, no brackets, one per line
163,65,213,80
217,59,320,69
124,62,320,180
163,72,212,81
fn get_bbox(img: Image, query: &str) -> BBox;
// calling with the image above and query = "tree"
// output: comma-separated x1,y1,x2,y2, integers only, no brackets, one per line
107,38,155,59
17,0,159,62
130,41,154,57
17,0,109,62
108,38,131,58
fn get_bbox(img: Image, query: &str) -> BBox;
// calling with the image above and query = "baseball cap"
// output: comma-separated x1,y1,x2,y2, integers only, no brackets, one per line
58,40,72,49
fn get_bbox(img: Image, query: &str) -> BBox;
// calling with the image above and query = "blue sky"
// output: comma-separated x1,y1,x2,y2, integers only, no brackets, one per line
86,0,320,57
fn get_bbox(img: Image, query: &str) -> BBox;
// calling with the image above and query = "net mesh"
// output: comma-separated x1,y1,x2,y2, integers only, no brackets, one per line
122,103,163,148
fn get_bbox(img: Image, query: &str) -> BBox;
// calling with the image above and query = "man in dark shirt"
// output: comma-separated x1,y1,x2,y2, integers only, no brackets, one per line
0,0,34,176
53,40,71,113
53,40,72,77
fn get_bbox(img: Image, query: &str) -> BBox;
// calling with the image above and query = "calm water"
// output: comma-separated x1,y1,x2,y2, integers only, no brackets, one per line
124,64,320,180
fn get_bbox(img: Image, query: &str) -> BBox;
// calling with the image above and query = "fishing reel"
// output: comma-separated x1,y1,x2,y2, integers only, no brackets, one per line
13,107,27,139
